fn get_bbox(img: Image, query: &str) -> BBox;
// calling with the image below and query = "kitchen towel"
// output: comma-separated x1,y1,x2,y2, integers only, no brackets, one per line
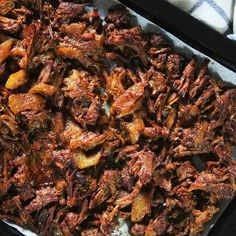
166,0,235,35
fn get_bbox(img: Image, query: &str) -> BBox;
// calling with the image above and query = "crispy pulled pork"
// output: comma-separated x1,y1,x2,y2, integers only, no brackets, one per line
0,2,236,236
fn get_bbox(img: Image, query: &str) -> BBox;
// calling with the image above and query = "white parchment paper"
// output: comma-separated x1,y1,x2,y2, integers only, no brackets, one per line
5,0,236,235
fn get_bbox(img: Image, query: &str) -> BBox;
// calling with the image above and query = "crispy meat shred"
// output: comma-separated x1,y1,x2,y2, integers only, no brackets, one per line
0,2,236,236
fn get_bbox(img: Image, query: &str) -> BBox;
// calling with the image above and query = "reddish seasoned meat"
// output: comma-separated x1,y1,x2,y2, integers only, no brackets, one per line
0,181,10,197
55,2,86,23
11,20,41,69
20,110,50,132
177,161,197,181
0,2,235,236
211,88,236,142
189,172,234,200
81,228,103,236
0,39,14,65
69,131,106,150
131,224,146,236
190,206,218,236
52,149,73,170
8,93,46,114
110,82,145,117
150,53,168,70
150,34,169,48
89,170,120,208
173,57,197,97
129,150,155,184
143,126,169,140
146,210,168,235
104,66,127,99
166,53,183,75
24,187,63,214
189,60,210,99
171,121,215,158
84,97,101,126
178,104,200,127
106,27,148,66
0,15,23,33
122,113,145,144
105,5,131,27
57,34,105,71
63,200,88,229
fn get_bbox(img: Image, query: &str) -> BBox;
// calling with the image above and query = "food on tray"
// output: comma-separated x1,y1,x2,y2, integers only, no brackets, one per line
0,2,236,236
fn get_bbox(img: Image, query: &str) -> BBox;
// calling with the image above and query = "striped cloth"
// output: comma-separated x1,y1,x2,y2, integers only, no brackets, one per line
166,0,235,36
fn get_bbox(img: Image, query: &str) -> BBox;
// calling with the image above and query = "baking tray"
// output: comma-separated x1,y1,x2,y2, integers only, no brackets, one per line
1,0,236,235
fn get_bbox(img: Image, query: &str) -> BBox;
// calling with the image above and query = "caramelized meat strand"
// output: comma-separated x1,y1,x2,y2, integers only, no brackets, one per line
105,4,131,27
106,27,148,66
8,93,46,114
110,82,145,117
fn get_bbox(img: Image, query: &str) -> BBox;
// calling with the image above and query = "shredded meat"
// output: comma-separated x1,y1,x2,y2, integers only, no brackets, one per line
105,4,131,27
0,2,235,236
105,26,148,66
110,82,145,117
24,187,62,214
